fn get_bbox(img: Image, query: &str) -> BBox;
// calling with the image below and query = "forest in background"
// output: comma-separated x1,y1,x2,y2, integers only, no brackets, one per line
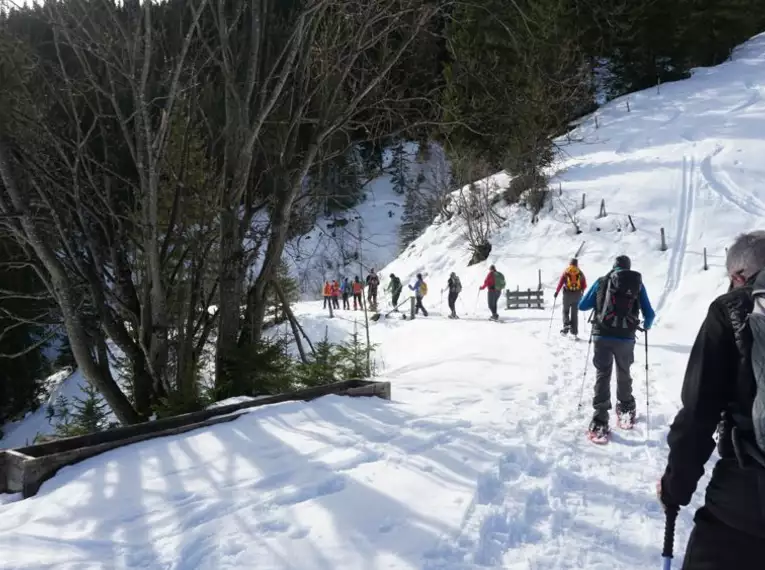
1,0,762,432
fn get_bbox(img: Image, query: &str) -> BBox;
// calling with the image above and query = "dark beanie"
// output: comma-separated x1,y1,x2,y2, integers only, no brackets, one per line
614,255,631,270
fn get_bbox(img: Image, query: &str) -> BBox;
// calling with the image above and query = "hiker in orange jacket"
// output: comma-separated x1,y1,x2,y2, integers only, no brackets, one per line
554,258,587,337
331,280,341,309
352,277,363,310
322,281,332,309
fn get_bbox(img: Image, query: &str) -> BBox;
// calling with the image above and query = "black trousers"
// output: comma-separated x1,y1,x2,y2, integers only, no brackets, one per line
592,338,635,423
448,291,459,314
682,507,765,569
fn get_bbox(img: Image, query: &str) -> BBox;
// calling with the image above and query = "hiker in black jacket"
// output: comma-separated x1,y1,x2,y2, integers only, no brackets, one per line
445,272,462,319
658,231,765,569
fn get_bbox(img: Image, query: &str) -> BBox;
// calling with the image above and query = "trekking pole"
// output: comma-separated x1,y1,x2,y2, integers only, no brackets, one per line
661,506,679,570
577,312,596,409
546,295,558,340
645,328,650,439
577,329,594,409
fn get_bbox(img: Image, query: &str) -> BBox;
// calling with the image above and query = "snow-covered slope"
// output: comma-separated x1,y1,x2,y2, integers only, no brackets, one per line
287,143,445,297
0,369,87,450
4,31,765,570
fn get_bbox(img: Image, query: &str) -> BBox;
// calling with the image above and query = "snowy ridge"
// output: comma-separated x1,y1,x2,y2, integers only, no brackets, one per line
4,32,765,570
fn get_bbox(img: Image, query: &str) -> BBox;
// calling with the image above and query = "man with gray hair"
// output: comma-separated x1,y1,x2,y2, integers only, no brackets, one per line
658,230,765,568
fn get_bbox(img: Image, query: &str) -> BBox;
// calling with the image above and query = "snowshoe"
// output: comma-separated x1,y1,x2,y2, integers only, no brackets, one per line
616,404,636,430
560,327,569,336
587,420,610,444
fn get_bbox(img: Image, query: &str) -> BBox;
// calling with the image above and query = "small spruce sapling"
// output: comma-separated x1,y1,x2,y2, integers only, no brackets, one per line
299,328,341,387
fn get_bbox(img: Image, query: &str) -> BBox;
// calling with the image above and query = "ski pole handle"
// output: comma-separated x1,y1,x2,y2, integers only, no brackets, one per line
661,506,679,569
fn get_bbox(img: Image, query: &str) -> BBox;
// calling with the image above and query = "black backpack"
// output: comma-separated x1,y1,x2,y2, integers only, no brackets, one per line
595,269,642,337
391,276,402,292
747,269,765,456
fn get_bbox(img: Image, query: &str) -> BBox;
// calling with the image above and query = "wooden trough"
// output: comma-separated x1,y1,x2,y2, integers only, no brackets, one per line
0,379,391,498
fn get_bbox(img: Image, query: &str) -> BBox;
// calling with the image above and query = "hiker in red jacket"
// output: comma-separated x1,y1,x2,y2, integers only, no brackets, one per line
479,265,505,321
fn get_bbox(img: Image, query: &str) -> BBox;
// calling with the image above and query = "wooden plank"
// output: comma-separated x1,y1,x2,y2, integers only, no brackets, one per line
6,380,392,497
15,379,380,458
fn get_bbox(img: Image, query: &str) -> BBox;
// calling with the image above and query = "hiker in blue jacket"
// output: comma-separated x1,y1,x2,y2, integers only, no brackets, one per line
408,273,429,317
340,277,351,310
578,255,656,440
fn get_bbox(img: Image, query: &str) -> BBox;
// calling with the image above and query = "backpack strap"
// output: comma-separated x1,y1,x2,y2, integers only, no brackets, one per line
597,272,613,324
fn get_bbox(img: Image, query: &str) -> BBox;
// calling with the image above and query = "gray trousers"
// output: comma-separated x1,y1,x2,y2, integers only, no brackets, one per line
592,338,636,422
487,289,501,317
561,290,582,335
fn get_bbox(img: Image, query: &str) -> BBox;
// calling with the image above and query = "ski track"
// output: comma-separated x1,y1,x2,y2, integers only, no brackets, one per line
700,144,765,218
729,81,762,114
656,155,695,316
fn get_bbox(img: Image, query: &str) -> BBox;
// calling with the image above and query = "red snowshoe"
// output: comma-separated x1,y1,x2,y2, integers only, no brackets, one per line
587,420,610,444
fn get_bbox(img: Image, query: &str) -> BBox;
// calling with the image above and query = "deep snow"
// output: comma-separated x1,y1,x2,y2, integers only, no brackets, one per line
3,31,765,570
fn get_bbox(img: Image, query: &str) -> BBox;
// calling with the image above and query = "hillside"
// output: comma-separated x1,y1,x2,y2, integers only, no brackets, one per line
286,143,446,297
3,32,765,570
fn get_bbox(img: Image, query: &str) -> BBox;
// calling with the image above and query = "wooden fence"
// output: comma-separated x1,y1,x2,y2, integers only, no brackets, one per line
506,288,545,310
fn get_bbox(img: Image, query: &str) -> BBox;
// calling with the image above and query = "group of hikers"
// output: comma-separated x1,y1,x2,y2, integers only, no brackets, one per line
321,269,399,312
318,230,765,565
321,265,508,320
552,233,765,568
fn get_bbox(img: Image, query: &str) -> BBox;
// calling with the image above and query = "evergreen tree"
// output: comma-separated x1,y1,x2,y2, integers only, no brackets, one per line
441,0,594,175
298,329,342,387
45,383,116,440
336,325,376,379
390,141,410,195
399,172,432,248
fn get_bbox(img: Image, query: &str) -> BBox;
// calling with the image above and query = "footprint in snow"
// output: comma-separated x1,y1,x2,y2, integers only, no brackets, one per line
288,526,311,539
378,518,398,533
255,519,291,534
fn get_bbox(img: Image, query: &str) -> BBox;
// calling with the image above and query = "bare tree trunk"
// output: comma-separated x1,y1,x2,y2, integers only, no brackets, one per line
0,140,142,425
273,279,309,363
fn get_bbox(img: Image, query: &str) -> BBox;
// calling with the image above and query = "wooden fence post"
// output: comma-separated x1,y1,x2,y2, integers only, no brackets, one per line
559,182,563,196
598,199,607,218
660,228,668,251
628,215,636,232
410,296,416,320
328,298,334,318
626,99,631,113
582,193,586,209
538,269,542,290
703,247,708,270
595,114,599,129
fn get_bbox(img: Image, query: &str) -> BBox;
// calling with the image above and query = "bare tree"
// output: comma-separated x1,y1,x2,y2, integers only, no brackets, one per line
206,0,445,387
0,0,216,422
